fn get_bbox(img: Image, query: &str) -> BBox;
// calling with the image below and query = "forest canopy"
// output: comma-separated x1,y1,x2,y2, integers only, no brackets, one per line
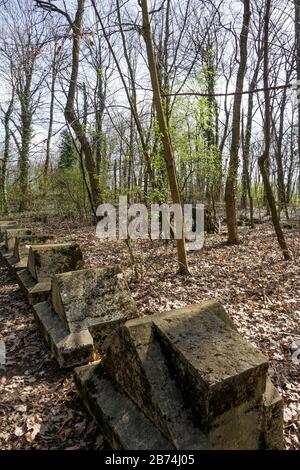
0,0,299,268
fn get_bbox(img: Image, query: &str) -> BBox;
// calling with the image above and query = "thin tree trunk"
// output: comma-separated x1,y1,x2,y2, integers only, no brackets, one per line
141,0,189,275
272,93,289,220
241,110,247,210
294,0,300,196
64,0,99,212
44,45,58,177
225,0,251,244
258,0,292,261
243,52,263,227
94,38,106,178
93,0,155,191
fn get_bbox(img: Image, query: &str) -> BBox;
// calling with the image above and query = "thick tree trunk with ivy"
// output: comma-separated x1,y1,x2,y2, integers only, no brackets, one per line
0,90,14,214
13,37,40,212
225,0,251,244
18,99,32,212
259,0,292,261
141,0,189,275
203,42,221,208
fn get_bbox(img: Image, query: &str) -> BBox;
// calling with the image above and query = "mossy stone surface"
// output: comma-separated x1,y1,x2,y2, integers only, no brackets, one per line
51,266,138,333
28,243,83,281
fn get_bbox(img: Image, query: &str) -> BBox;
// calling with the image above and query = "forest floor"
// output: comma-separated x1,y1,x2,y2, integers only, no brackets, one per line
0,220,299,449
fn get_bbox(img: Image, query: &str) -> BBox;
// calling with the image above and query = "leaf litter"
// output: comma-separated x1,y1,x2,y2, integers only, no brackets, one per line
0,220,299,449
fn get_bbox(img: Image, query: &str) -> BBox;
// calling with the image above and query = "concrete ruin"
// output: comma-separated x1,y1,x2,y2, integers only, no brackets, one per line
9,234,54,272
0,228,33,265
0,221,18,242
16,243,84,305
33,265,138,368
75,301,283,450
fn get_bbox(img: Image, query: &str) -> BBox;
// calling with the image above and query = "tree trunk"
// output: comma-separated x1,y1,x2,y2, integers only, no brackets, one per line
64,0,99,212
225,0,251,244
272,88,289,219
243,51,263,227
19,100,32,212
294,0,300,197
0,90,14,214
93,37,106,178
44,45,58,177
93,0,155,193
258,0,292,261
141,0,189,275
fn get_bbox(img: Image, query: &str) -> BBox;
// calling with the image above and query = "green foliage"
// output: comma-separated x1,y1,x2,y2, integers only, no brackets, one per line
58,130,78,169
169,90,222,201
145,186,169,205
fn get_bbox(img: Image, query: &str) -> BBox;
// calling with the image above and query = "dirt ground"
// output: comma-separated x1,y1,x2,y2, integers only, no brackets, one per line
0,219,299,449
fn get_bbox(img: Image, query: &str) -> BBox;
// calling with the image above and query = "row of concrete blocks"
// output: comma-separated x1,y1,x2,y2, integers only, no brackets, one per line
0,220,284,450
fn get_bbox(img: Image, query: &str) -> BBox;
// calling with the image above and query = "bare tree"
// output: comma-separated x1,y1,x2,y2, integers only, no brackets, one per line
36,0,100,213
44,36,65,177
225,0,251,244
0,1,47,210
0,80,14,214
294,0,300,195
258,0,292,261
141,0,189,275
241,2,264,226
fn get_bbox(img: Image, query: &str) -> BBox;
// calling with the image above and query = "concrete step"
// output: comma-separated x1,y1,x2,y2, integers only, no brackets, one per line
153,302,269,425
106,320,210,449
16,269,51,305
128,322,210,449
34,301,93,368
75,362,174,450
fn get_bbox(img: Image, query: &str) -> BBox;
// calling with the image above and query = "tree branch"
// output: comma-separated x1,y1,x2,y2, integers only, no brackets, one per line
34,1,73,28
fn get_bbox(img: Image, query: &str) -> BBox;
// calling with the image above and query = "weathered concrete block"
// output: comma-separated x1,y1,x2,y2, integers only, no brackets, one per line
33,301,94,368
16,243,84,305
10,257,28,272
208,398,263,449
33,266,138,367
14,234,54,261
107,302,268,427
1,229,33,268
9,234,54,272
208,377,284,450
5,228,32,252
75,301,283,450
28,243,83,282
52,265,138,338
75,362,175,450
17,269,51,305
105,319,210,449
261,377,284,449
0,221,18,241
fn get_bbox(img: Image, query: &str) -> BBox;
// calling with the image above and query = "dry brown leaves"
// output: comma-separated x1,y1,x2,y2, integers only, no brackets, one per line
1,219,299,449
0,264,107,450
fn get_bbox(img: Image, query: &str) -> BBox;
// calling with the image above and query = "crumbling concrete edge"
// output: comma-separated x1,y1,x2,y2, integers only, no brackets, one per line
74,362,174,450
16,269,51,305
33,301,94,368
